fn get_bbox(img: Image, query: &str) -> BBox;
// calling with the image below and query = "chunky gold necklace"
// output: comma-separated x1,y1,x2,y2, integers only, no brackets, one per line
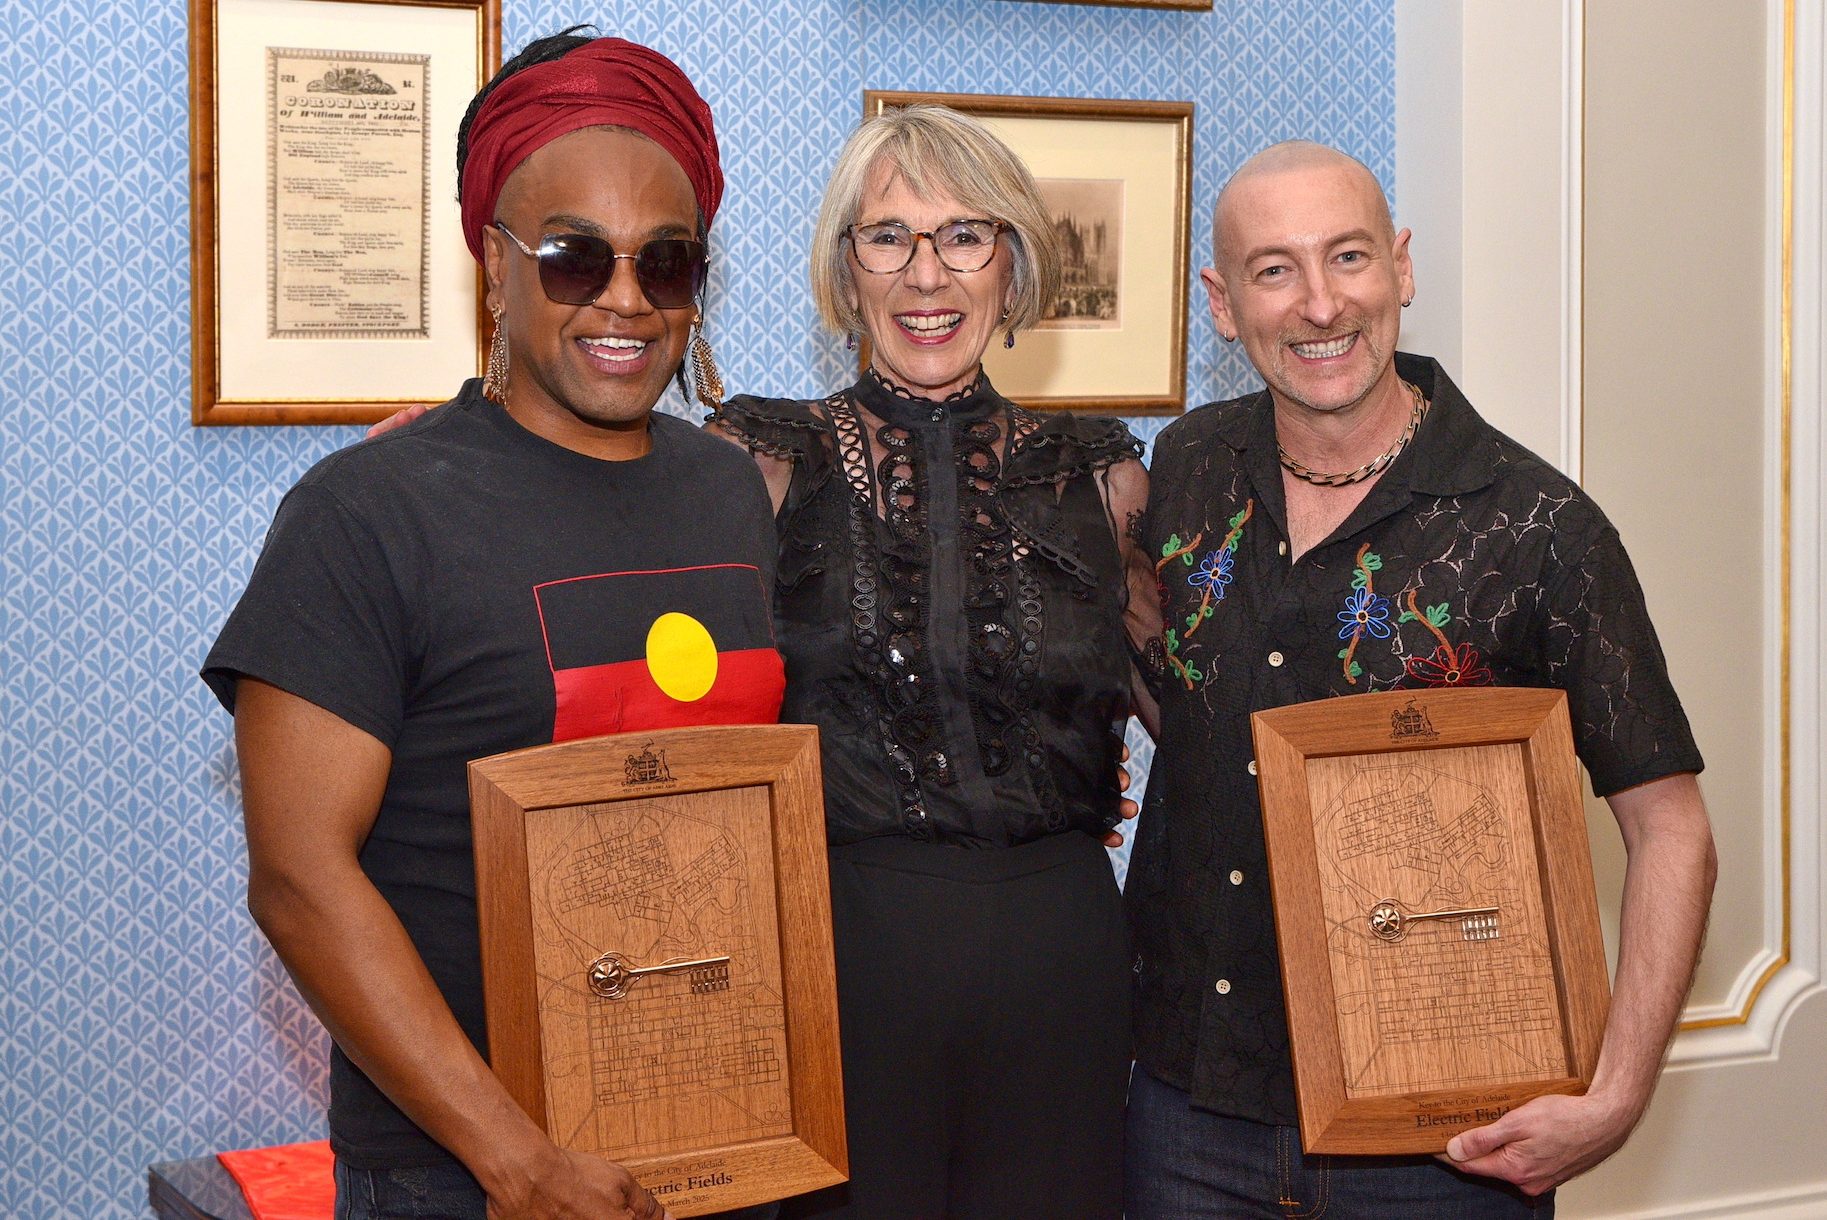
1277,380,1429,488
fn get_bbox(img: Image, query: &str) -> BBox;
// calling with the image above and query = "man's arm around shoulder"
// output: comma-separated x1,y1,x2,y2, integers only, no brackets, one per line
236,679,670,1219
1443,772,1717,1195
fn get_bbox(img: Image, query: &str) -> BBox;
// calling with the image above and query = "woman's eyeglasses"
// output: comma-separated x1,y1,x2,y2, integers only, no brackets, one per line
846,219,1006,275
494,222,707,309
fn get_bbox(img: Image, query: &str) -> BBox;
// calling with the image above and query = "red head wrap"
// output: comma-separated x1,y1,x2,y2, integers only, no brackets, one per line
458,38,722,263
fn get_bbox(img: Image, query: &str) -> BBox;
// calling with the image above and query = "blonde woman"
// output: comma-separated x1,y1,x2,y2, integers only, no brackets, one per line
710,105,1160,1219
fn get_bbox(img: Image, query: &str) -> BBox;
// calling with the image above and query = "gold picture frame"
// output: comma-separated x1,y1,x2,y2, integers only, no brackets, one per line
863,90,1193,415
469,723,847,1216
188,0,500,425
1003,0,1213,9
1250,688,1611,1155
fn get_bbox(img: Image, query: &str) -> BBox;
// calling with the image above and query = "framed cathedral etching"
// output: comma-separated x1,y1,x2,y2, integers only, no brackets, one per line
188,0,499,424
469,723,846,1216
862,90,1192,414
1250,688,1611,1155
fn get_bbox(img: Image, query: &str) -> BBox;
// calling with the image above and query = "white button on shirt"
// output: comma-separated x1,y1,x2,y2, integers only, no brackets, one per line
1267,651,1284,667
1214,979,1232,995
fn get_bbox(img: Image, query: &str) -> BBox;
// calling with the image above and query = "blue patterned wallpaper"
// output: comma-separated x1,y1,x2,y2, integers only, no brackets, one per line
0,1,1389,1214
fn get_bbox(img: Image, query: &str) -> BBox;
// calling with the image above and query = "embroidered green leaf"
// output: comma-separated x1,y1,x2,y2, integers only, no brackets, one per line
1185,666,1204,683
1227,507,1248,530
1362,552,1384,572
1337,646,1351,660
1397,608,1418,624
1184,611,1201,631
1427,603,1451,628
1181,551,1196,566
1164,628,1179,652
1351,570,1370,590
1346,660,1362,680
1201,604,1214,620
1160,533,1183,558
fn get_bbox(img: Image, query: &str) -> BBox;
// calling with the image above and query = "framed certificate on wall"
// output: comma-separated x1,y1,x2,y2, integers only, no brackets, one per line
188,0,500,424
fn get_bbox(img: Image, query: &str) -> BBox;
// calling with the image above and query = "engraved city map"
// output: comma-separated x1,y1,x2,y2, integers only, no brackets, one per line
522,784,792,1157
1305,743,1568,1098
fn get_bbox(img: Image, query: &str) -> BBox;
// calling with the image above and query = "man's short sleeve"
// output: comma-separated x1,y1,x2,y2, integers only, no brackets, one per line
1536,526,1705,796
202,480,412,747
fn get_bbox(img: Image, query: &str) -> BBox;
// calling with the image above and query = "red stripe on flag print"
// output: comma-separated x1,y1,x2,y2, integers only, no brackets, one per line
551,647,784,742
533,565,783,742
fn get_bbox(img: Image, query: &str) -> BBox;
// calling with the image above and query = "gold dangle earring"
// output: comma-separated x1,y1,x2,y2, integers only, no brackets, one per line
688,309,724,411
482,301,509,403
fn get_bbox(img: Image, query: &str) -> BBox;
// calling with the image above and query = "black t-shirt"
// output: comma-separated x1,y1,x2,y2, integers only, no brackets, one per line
1128,353,1703,1125
203,381,784,1167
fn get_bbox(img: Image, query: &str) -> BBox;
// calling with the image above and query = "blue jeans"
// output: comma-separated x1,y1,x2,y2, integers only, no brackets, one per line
334,1157,781,1220
1124,1068,1553,1219
333,1159,485,1220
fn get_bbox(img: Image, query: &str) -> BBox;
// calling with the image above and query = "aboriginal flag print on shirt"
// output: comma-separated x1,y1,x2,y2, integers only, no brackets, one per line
535,564,785,742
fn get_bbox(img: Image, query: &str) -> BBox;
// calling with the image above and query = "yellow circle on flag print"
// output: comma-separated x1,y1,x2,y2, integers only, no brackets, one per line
644,611,719,702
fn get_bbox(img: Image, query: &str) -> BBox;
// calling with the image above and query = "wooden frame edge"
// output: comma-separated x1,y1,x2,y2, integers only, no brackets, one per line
1251,713,1352,1153
771,730,848,1174
188,0,501,426
1526,699,1611,1081
1007,0,1213,10
469,763,547,1124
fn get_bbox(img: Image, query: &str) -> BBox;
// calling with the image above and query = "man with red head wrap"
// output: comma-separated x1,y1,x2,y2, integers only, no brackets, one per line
205,31,784,1219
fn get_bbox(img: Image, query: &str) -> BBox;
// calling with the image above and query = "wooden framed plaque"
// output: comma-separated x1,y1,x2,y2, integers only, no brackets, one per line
469,724,846,1215
1250,688,1610,1155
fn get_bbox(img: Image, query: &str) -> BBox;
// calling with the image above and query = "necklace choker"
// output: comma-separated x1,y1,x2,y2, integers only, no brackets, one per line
863,366,985,404
1278,380,1429,488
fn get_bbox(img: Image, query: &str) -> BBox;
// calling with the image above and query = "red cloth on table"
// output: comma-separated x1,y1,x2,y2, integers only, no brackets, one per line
217,1140,334,1220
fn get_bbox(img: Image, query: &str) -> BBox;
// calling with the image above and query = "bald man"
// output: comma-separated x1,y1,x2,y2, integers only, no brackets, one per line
1123,141,1716,1217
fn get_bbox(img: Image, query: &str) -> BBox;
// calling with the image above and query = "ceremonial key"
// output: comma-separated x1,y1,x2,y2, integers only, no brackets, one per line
587,952,731,1000
1367,899,1501,943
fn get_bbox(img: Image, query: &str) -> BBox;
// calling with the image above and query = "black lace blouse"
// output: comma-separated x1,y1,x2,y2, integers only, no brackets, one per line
714,372,1147,847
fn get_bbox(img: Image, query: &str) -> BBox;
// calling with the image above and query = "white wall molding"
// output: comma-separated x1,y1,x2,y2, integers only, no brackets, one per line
1774,0,1825,1045
1648,0,1823,1079
1605,1183,1827,1220
1393,0,1462,375
1395,0,1582,477
1559,0,1584,482
1398,3,1823,1213
1448,3,1583,471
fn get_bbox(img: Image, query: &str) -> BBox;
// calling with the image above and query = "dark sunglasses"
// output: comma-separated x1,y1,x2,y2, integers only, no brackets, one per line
493,221,707,309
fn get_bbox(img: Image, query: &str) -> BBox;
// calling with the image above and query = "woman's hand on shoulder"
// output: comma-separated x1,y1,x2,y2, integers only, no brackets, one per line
365,402,433,439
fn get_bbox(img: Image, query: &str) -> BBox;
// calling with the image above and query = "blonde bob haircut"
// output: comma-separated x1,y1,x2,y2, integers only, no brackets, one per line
810,104,1062,339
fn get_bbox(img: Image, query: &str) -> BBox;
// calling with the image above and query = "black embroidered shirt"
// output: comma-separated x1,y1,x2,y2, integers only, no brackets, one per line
1127,353,1704,1124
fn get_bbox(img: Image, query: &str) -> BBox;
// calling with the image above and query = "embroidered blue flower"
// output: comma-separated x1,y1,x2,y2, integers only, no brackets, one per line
1188,547,1235,596
1337,586,1393,640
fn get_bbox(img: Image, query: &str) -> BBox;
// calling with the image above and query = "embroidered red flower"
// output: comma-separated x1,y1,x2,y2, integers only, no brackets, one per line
1405,642,1494,687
